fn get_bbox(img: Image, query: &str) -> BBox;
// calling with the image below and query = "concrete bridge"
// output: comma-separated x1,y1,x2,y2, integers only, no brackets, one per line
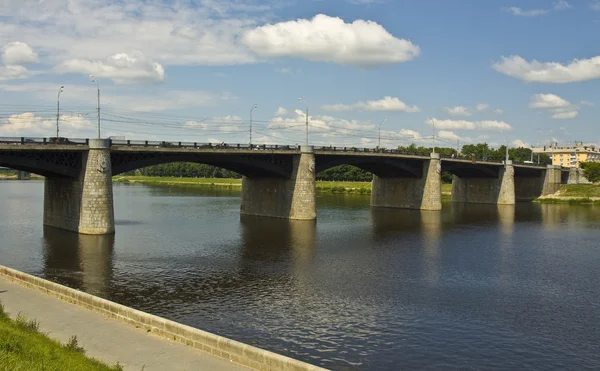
0,137,582,235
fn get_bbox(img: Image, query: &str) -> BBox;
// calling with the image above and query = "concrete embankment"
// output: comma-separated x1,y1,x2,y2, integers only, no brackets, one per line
0,265,328,371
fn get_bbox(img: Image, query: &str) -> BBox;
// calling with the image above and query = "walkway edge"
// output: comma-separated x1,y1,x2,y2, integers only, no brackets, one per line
0,265,328,371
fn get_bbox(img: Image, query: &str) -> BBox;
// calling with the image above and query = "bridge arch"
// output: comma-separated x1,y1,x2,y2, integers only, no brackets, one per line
0,150,83,178
315,155,423,178
110,152,294,179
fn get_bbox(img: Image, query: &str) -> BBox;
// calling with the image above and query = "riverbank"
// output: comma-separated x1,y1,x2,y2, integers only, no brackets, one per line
0,303,121,370
0,265,326,371
114,175,455,195
535,184,600,204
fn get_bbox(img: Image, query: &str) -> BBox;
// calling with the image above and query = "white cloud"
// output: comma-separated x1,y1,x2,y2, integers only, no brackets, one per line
493,55,600,83
56,52,165,84
512,139,531,148
505,0,571,17
0,112,94,137
242,14,420,67
443,106,472,116
593,1,600,10
0,65,33,81
322,96,419,112
529,93,570,108
275,107,288,115
580,100,595,106
475,104,489,112
494,108,504,115
438,130,460,141
552,110,578,119
2,42,38,65
529,93,580,119
0,0,258,67
426,118,512,131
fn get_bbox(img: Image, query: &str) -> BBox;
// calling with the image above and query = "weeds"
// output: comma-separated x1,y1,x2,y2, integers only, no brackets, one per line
65,335,85,353
15,312,39,332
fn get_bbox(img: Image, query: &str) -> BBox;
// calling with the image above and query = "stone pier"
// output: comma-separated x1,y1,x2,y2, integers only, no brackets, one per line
43,139,115,234
452,160,515,205
541,165,562,196
371,153,442,210
240,146,316,220
17,170,24,180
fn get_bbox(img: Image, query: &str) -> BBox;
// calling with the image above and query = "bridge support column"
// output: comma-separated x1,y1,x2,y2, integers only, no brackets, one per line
567,167,581,184
17,170,24,180
44,139,115,234
371,153,442,210
541,165,562,196
240,146,316,220
452,161,515,204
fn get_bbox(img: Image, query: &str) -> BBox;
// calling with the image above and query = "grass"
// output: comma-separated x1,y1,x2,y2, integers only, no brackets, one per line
0,302,122,371
554,184,600,198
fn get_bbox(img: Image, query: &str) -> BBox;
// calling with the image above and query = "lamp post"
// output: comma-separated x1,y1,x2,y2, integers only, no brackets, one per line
89,75,100,138
429,117,436,154
298,97,308,146
56,86,64,138
378,118,387,149
250,104,257,147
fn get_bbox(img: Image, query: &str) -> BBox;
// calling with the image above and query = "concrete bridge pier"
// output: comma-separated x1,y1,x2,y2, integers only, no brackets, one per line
371,153,442,211
452,161,515,205
44,139,115,235
17,170,24,180
542,165,562,196
240,146,316,220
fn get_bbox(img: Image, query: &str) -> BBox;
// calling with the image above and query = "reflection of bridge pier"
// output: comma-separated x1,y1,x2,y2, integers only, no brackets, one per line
43,226,115,297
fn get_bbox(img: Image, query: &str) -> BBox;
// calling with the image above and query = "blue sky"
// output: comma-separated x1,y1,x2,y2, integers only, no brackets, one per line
0,0,598,149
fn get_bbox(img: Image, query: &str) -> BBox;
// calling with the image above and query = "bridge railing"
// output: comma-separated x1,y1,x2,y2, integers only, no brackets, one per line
0,137,89,145
109,140,299,150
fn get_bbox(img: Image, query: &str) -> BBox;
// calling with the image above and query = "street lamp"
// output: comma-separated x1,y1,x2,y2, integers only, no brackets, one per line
378,118,387,149
298,97,308,146
89,75,100,138
250,104,257,147
56,86,64,138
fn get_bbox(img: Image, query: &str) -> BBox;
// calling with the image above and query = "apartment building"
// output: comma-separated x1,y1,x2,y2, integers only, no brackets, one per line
531,142,600,169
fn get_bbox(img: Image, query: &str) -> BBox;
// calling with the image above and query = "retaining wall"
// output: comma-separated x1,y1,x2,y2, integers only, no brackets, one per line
0,265,327,371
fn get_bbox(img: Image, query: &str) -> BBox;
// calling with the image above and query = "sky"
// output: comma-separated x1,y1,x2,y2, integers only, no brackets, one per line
0,0,599,149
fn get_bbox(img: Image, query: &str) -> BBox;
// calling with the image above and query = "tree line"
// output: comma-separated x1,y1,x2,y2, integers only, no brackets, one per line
131,143,552,183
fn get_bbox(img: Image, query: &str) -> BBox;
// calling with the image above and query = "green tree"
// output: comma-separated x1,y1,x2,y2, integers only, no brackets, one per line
580,162,600,182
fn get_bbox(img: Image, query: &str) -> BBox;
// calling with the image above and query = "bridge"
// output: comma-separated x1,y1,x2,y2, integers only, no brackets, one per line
0,137,582,235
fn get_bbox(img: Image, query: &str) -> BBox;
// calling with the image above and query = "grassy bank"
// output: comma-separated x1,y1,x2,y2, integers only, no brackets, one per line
535,184,600,204
0,302,121,370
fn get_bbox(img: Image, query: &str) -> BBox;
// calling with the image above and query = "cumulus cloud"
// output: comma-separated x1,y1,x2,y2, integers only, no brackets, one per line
438,130,460,141
493,55,600,83
476,104,489,112
425,118,512,131
2,42,38,65
242,14,420,67
529,93,580,119
0,112,94,137
0,65,33,81
505,0,571,17
56,52,165,84
494,108,504,115
275,107,288,115
512,139,531,148
322,96,419,112
443,106,471,116
580,100,595,106
529,93,570,108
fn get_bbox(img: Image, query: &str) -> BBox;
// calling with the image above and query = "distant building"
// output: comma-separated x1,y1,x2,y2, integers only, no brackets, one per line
531,142,600,169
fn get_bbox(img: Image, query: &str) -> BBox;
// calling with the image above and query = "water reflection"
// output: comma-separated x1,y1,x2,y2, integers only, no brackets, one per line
42,226,115,297
497,205,515,237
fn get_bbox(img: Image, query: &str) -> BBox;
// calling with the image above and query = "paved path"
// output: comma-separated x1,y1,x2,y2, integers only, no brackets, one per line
0,276,247,371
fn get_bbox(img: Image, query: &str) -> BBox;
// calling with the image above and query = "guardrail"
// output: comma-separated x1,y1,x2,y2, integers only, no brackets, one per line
0,137,548,167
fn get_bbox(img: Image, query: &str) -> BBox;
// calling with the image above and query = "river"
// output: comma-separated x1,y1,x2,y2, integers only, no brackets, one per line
0,180,599,370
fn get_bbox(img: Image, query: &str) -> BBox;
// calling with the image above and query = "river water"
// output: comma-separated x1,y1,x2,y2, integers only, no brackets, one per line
0,180,599,370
